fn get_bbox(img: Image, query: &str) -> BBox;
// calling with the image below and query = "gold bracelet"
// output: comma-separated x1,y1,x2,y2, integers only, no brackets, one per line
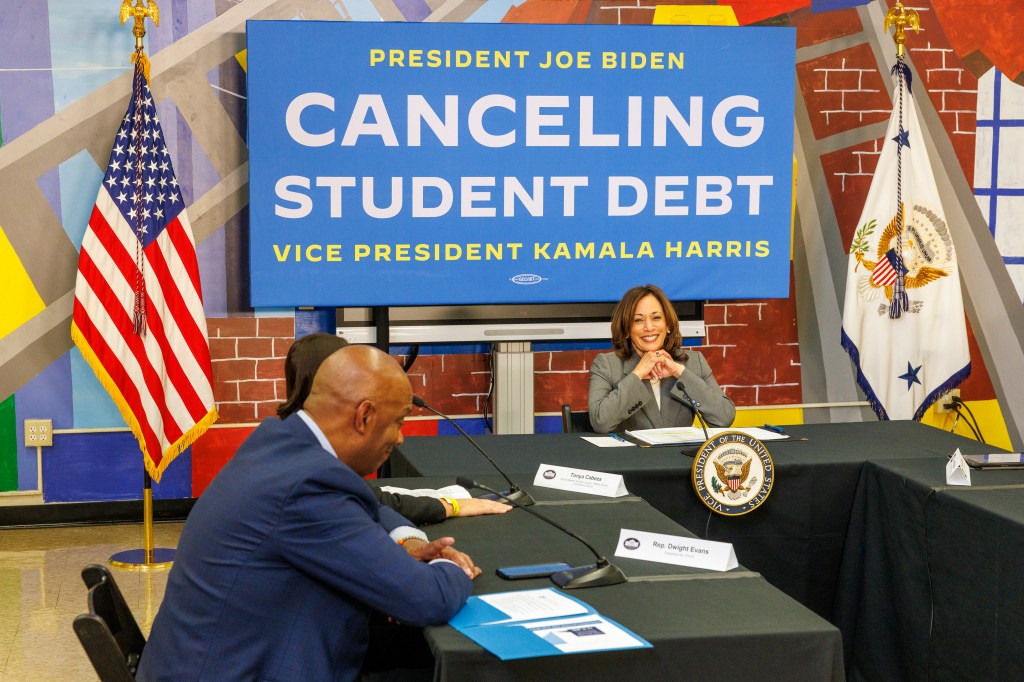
443,497,460,517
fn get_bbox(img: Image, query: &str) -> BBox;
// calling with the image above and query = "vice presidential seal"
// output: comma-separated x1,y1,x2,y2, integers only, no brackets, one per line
691,431,774,516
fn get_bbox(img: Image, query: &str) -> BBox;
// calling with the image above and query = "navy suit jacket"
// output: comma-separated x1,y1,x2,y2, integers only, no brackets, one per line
138,415,471,682
588,349,736,433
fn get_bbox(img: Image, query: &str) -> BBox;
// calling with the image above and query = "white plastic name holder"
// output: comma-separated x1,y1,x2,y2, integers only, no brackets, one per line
532,463,629,498
945,448,972,486
614,528,738,572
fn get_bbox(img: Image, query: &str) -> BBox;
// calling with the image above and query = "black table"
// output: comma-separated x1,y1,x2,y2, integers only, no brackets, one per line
388,483,845,681
391,422,992,620
836,458,1024,682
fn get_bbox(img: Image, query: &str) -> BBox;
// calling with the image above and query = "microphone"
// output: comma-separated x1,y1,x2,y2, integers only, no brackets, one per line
413,396,534,506
677,382,710,444
456,477,627,590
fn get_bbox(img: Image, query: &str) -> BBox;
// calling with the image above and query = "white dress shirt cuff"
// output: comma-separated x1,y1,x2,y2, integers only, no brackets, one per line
390,526,428,544
428,558,460,568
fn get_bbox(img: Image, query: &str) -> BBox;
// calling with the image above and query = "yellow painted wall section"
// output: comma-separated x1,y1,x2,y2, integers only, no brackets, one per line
0,225,45,339
733,407,804,429
921,399,1011,451
653,6,739,25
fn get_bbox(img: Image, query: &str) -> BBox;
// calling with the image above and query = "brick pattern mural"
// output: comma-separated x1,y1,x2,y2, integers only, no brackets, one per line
208,317,295,424
797,43,893,139
903,2,978,180
400,352,493,417
534,349,607,414
197,0,995,433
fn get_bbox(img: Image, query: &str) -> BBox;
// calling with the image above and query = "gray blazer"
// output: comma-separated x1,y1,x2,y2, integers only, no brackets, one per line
588,349,736,433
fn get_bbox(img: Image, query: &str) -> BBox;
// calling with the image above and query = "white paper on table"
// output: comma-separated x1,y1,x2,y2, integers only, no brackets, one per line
478,588,590,624
624,426,789,446
377,484,471,498
580,436,635,447
520,614,647,653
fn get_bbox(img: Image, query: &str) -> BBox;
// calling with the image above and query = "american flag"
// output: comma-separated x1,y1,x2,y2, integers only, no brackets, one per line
869,249,907,287
71,59,218,482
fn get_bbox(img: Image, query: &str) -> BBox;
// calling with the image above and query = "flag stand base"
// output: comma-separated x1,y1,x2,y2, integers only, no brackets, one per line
109,547,175,571
109,470,175,571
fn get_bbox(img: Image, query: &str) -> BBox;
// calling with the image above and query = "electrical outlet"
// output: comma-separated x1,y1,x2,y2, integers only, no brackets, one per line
24,419,53,447
935,389,961,414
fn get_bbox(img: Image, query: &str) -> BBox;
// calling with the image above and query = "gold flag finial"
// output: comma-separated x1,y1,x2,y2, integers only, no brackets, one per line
120,0,160,83
883,1,920,59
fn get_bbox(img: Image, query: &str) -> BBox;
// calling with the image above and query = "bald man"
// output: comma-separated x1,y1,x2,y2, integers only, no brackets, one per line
139,346,478,682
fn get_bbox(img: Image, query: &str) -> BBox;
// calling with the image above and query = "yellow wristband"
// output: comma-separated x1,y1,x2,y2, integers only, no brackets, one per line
443,497,460,517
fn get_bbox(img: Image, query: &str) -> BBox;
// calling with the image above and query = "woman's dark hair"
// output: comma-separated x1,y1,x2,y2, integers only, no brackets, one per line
609,284,684,360
277,333,348,418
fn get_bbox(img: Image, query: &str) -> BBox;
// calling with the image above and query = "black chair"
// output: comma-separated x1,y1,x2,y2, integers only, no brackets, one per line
73,564,146,681
561,404,593,433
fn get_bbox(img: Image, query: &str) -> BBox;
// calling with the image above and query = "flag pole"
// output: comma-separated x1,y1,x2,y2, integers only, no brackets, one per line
111,470,175,570
882,2,919,319
842,0,969,420
109,0,174,572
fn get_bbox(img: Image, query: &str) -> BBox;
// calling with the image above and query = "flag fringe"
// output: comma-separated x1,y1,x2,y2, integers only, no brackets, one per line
840,329,889,420
147,407,219,483
71,321,218,484
842,328,972,422
913,363,971,422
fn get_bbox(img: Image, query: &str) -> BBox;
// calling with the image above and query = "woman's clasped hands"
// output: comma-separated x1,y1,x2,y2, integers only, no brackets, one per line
633,349,685,382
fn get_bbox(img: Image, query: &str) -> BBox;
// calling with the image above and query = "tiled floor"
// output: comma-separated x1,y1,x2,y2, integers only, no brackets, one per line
0,522,182,681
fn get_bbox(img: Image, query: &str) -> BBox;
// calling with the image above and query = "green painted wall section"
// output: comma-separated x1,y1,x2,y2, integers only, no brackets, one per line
0,395,17,491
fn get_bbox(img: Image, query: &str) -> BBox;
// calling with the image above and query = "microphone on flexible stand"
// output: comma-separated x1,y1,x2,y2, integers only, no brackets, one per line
413,396,534,506
456,477,627,589
678,383,711,444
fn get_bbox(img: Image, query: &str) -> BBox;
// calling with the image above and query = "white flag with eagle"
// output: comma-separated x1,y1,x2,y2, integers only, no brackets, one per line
841,61,970,421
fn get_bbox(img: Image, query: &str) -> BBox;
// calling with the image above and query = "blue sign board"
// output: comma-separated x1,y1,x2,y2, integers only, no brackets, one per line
247,21,795,306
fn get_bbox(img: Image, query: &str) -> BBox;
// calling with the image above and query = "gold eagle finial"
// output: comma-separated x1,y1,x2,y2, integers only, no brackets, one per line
120,0,160,48
883,1,920,58
120,0,160,84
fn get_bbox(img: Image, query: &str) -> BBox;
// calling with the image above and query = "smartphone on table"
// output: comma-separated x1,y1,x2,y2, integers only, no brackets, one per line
495,562,574,580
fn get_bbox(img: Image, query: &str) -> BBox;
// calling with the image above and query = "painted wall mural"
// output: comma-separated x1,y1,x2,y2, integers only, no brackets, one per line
0,0,1018,504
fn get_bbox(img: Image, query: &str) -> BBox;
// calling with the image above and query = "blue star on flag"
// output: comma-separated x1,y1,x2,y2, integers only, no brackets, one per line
899,362,922,390
892,128,911,149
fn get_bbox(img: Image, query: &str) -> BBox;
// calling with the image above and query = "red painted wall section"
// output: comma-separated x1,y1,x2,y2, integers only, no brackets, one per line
196,316,294,494
791,7,862,48
709,283,802,406
399,353,492,418
535,349,607,413
797,43,893,140
894,0,978,183
822,138,884,246
209,316,294,424
191,425,255,497
932,0,1024,84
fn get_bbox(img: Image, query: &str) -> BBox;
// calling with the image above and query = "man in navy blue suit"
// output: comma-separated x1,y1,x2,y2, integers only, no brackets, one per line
139,345,479,682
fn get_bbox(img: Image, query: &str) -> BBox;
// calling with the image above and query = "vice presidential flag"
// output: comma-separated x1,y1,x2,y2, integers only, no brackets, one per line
841,61,970,421
72,57,218,482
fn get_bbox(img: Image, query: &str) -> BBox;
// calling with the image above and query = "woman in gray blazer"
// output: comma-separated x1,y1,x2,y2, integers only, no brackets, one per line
589,284,735,433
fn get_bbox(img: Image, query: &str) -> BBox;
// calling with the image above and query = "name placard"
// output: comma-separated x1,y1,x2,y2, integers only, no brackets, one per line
946,448,972,486
533,463,628,497
614,528,738,571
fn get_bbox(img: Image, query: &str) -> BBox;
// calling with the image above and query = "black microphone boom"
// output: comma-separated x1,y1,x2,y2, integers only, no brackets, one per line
456,477,627,590
677,382,711,444
413,396,534,506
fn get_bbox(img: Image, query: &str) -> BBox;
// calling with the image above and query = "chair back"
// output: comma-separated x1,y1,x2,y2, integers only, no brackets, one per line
560,404,594,433
73,564,146,681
